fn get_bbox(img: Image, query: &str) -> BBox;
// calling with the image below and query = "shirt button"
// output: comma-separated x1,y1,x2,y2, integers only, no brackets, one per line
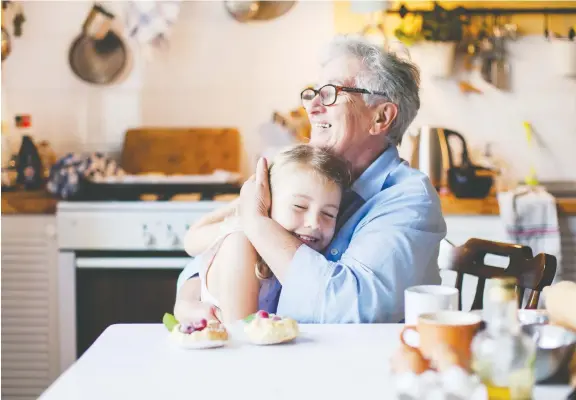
330,248,339,256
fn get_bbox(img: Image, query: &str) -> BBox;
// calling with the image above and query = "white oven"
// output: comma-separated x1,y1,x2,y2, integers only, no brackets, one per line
56,201,226,372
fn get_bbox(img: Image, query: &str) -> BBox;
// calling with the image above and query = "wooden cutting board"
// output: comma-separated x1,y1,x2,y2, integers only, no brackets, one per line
120,128,241,175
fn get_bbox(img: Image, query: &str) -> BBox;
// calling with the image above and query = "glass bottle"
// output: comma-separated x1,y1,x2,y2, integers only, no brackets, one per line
471,277,536,400
16,135,44,190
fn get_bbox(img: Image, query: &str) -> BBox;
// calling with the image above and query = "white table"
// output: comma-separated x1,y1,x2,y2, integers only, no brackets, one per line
40,324,572,400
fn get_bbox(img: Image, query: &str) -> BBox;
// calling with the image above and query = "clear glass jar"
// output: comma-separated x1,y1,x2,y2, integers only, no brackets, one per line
471,277,537,400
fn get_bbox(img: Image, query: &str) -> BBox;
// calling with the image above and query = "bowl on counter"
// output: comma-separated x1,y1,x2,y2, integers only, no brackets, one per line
522,324,576,382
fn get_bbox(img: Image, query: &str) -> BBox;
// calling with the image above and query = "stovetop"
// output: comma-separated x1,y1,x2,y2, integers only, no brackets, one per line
70,179,241,201
57,199,230,250
57,200,229,213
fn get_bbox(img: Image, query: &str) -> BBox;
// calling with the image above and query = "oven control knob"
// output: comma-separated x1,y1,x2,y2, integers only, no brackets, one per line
142,225,156,247
166,224,181,247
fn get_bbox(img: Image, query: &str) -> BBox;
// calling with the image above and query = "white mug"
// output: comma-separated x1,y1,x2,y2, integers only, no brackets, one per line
404,285,459,325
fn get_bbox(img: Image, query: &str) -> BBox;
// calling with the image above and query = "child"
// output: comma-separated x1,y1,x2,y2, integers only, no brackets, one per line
198,144,351,322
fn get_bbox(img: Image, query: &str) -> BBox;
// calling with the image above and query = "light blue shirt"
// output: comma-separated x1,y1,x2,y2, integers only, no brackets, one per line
177,145,446,323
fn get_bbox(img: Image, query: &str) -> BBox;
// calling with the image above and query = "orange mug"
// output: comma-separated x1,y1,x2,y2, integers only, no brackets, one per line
400,310,483,370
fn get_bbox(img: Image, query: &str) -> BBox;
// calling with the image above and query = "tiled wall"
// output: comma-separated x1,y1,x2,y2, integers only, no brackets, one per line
2,1,575,180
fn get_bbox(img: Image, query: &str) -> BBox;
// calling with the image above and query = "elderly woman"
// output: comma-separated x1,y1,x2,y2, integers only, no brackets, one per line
175,35,446,324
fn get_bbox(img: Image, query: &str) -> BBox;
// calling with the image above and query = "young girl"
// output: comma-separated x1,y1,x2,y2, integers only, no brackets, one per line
196,144,351,323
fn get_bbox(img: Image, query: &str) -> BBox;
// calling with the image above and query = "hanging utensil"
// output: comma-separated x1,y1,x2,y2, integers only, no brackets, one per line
224,1,295,23
225,1,260,22
503,15,518,41
11,1,24,37
544,13,550,40
487,16,511,91
68,3,130,85
1,0,12,62
1,26,10,62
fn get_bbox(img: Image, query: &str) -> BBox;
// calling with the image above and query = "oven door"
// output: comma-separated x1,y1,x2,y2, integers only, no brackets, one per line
74,251,190,358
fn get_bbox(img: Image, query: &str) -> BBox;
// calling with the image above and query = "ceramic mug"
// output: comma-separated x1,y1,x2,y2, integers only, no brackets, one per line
400,310,483,370
404,285,459,325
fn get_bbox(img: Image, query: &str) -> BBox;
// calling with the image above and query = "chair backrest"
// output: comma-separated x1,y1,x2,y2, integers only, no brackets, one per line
445,238,557,310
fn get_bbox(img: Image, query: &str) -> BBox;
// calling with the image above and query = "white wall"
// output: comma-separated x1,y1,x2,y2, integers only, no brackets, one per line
2,1,575,180
408,37,576,182
1,1,335,174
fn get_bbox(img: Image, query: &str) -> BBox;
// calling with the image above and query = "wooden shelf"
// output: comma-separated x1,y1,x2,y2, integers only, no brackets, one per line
388,2,576,16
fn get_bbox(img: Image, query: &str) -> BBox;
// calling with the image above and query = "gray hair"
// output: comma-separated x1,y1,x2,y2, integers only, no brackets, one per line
320,35,421,146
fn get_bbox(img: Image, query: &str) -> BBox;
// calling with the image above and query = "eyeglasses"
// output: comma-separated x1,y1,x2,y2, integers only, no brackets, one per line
300,84,388,107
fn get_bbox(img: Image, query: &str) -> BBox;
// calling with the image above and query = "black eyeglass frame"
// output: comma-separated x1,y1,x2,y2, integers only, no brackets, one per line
300,84,388,106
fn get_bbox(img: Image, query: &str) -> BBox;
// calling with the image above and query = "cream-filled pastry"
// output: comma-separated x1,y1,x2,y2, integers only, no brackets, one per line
244,310,299,345
169,318,228,349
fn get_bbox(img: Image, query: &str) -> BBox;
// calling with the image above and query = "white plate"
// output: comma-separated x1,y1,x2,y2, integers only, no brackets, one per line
173,340,227,350
249,335,298,346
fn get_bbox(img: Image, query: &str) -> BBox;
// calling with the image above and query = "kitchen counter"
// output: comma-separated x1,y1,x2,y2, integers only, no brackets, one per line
39,323,572,400
1,190,58,214
440,194,576,216
0,191,240,215
3,190,575,216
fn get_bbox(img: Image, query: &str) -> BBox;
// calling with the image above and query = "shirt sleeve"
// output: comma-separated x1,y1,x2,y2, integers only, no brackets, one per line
276,196,446,323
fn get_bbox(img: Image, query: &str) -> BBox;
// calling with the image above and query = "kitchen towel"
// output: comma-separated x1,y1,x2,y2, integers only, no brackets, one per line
46,153,125,200
124,1,181,56
497,186,562,284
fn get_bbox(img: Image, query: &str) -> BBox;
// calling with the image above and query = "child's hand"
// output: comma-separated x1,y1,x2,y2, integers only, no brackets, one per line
239,157,271,222
174,298,221,324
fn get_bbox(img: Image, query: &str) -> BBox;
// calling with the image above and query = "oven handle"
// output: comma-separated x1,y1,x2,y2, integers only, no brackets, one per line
75,257,192,269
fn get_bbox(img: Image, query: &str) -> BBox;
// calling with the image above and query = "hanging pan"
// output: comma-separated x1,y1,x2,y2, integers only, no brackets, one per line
69,3,130,85
225,1,295,23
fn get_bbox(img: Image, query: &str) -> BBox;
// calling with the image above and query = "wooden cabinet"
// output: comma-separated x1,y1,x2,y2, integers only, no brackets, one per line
1,216,59,400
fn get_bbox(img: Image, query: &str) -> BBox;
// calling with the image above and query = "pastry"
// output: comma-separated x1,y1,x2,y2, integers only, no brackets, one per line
163,313,228,349
244,310,299,345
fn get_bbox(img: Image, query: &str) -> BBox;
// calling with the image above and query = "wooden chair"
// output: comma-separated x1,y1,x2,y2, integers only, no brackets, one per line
445,238,557,310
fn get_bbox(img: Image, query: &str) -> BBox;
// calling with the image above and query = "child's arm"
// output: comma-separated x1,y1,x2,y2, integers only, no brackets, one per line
174,278,221,323
206,231,260,323
184,198,239,256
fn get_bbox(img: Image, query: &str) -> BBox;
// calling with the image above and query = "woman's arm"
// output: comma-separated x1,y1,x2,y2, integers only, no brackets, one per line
205,232,260,323
184,198,239,256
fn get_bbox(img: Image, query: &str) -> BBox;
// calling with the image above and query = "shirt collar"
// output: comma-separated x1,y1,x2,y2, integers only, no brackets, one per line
351,145,400,201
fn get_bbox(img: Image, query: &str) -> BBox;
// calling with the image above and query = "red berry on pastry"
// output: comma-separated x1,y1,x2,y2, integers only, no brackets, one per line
179,324,194,334
256,310,269,319
193,318,208,331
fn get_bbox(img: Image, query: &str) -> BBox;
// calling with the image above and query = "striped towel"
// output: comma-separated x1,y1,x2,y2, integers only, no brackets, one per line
497,186,562,283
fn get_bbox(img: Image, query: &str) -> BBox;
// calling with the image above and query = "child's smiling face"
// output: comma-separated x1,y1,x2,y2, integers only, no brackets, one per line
269,164,342,252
